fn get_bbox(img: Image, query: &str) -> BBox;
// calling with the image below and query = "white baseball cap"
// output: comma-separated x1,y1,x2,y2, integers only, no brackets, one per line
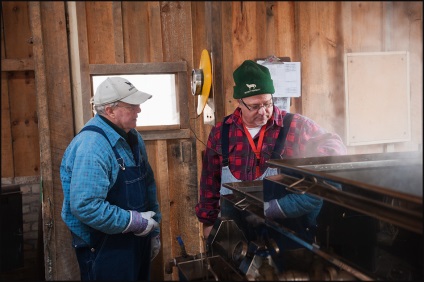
92,77,153,106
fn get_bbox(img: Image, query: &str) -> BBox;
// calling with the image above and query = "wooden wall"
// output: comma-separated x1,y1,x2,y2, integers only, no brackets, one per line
1,1,422,281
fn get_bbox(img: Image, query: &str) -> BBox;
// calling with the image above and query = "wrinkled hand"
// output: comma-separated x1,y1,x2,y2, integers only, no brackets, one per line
264,199,286,219
150,235,161,261
123,210,159,236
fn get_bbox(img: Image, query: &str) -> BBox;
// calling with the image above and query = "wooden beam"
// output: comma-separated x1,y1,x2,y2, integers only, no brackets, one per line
112,2,124,63
89,61,187,74
28,2,55,280
1,58,34,71
139,129,190,141
154,140,172,281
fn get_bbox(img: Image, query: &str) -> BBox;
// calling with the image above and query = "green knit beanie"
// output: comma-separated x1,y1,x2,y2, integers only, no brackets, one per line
233,60,275,99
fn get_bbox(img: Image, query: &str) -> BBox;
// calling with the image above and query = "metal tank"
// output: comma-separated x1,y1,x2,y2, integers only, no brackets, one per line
166,151,422,281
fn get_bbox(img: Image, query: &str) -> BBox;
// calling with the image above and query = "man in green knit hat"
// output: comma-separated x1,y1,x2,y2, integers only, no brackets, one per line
195,59,347,239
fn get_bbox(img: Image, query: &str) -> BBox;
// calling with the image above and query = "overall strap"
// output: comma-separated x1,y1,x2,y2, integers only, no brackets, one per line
221,115,232,166
271,113,294,159
79,125,125,170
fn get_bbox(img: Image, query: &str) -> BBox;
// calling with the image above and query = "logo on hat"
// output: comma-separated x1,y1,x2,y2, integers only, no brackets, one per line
124,81,136,91
246,84,257,90
245,83,260,94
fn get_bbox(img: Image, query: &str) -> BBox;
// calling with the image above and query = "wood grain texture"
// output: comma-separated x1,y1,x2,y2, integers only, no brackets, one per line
85,2,115,64
37,1,75,280
145,140,172,281
28,2,54,280
1,58,34,71
122,1,151,62
390,2,422,152
1,14,14,178
112,2,124,63
74,2,93,129
297,2,344,136
1,1,33,59
7,71,39,177
1,70,14,178
159,3,199,280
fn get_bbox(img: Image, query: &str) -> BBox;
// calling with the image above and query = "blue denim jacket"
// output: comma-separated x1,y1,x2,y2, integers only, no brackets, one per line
60,114,161,245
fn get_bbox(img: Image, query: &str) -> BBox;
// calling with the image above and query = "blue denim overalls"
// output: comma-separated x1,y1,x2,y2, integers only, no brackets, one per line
74,126,151,281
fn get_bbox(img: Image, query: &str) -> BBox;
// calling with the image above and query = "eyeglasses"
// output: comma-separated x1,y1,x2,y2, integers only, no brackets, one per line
240,98,273,111
115,104,140,111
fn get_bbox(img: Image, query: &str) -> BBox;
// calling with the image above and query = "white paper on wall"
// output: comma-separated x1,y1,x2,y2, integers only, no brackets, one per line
257,60,301,98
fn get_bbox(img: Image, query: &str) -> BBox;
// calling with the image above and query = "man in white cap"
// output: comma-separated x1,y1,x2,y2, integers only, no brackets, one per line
60,77,161,281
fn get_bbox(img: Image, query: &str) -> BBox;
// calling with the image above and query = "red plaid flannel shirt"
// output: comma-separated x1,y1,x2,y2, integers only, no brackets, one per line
195,106,347,225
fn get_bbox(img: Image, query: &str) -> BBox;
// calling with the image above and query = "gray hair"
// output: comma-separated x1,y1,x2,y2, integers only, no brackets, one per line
92,101,119,115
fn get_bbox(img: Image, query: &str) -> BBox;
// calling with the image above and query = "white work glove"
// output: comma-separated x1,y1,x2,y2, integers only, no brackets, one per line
150,234,161,261
122,210,159,236
264,199,286,219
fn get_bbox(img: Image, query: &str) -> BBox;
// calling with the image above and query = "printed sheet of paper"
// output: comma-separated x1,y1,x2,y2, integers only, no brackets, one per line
273,97,291,112
257,61,301,97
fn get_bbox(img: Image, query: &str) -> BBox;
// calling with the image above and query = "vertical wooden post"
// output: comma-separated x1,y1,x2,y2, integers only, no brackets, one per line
28,1,55,280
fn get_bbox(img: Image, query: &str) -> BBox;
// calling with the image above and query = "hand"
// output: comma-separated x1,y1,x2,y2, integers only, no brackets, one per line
264,199,286,219
123,210,159,236
150,235,161,261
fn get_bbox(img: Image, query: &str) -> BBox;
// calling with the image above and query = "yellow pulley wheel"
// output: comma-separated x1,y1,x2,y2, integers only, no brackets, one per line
196,49,212,116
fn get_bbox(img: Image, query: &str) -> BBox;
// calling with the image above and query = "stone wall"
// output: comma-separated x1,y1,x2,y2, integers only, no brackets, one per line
1,176,44,280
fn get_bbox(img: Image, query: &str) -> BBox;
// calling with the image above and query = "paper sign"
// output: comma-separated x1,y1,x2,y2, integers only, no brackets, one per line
257,61,301,97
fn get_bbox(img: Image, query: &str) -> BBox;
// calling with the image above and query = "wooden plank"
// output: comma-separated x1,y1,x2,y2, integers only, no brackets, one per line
36,2,75,280
297,2,344,135
160,3,198,280
255,2,268,58
350,2,384,52
149,140,171,281
75,2,94,129
221,2,235,116
275,1,300,114
178,71,189,129
232,2,258,66
147,1,164,62
112,2,124,63
1,13,14,178
1,71,14,178
390,2,422,152
139,129,190,141
85,2,115,64
28,2,54,280
122,1,150,62
166,139,199,277
89,61,187,74
1,58,34,71
67,1,86,133
1,1,33,59
7,71,39,177
209,1,225,123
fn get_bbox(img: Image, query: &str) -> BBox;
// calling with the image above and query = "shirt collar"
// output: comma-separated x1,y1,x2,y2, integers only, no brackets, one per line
99,114,129,140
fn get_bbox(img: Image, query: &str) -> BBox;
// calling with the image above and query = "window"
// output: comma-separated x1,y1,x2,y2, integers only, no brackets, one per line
92,74,179,127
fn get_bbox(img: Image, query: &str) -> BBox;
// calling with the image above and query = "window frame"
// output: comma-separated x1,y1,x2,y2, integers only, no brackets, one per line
88,62,190,140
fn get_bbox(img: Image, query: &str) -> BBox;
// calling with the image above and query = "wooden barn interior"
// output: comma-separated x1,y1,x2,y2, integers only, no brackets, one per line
1,1,422,281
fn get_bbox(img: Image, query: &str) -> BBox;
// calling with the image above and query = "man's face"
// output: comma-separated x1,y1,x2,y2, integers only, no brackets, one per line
238,94,274,128
108,101,141,132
